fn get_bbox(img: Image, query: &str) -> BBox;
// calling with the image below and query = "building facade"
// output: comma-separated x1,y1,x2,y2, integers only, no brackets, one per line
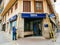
0,0,4,31
58,21,60,30
1,0,57,39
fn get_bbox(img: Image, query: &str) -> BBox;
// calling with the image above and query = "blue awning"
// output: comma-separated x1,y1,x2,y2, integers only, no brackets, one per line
21,13,46,18
9,15,17,22
49,14,55,18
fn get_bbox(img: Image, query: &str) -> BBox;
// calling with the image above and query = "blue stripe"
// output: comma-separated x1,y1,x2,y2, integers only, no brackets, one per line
22,13,46,18
9,15,17,21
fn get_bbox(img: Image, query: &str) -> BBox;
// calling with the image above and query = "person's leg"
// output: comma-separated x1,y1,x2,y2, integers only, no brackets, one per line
15,33,17,40
13,33,14,40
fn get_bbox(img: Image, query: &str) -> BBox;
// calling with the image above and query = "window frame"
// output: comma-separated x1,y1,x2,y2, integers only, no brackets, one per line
8,11,9,16
15,2,18,10
23,1,31,12
34,1,43,12
11,7,13,13
3,16,4,22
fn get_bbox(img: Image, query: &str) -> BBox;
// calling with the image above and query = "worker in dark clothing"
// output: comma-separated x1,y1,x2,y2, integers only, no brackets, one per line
12,26,17,40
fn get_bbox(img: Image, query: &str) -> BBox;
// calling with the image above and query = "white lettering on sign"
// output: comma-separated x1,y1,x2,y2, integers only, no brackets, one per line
31,14,37,17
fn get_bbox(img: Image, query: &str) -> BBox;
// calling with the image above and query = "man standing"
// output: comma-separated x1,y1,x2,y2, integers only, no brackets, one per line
12,26,17,40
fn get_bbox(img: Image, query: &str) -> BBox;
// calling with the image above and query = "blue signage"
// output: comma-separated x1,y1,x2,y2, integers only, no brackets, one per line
49,14,55,18
22,13,46,18
9,15,17,22
44,24,48,27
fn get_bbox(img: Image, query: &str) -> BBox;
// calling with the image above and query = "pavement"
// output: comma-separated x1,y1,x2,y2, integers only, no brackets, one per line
54,32,60,45
0,31,10,44
0,31,60,45
0,31,18,45
16,37,54,45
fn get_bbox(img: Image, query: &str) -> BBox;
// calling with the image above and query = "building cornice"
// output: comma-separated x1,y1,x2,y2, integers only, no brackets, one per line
1,0,56,16
1,0,17,16
46,0,56,16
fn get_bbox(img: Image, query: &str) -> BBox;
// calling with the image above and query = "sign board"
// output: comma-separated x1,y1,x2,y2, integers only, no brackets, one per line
22,13,46,18
9,15,17,22
49,14,55,18
44,24,48,27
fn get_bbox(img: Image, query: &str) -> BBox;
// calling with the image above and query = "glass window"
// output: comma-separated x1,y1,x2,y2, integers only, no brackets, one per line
8,11,9,16
30,22,33,31
39,3,43,10
24,22,30,31
5,15,6,22
11,7,13,13
15,2,18,10
23,1,31,12
35,1,43,12
10,22,12,30
3,16,4,22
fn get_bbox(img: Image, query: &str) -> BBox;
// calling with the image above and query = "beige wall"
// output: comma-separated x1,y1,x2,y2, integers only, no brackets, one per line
3,0,53,20
17,13,24,38
18,0,43,13
17,0,51,14
3,0,10,9
2,0,55,38
43,0,51,14
42,14,52,38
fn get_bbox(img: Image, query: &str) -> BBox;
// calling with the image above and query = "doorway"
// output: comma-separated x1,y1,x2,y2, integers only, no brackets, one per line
33,22,42,36
24,18,42,36
2,24,6,31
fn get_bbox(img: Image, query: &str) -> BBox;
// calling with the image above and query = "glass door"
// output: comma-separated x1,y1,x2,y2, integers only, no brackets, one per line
33,20,42,36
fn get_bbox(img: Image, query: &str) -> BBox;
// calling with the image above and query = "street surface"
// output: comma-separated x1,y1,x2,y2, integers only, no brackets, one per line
0,31,60,45
54,32,60,45
0,31,18,45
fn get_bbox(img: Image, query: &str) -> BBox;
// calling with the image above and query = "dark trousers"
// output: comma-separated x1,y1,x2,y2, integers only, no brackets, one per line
12,32,16,40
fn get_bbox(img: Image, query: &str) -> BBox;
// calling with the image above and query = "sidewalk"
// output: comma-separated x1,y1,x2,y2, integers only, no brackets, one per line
54,33,60,45
4,31,46,41
3,31,12,41
1,31,60,45
0,31,18,45
3,31,55,45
